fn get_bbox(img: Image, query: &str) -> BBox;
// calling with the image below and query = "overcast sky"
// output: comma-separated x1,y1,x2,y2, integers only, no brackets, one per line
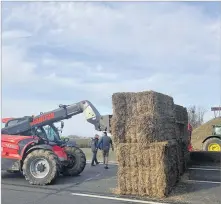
2,2,221,137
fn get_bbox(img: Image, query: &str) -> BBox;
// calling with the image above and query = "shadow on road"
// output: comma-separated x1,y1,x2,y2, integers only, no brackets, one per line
189,151,221,165
1,164,118,189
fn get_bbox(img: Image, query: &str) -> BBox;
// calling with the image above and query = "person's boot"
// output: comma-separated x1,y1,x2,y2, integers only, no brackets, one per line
91,164,95,167
96,162,100,165
104,165,108,169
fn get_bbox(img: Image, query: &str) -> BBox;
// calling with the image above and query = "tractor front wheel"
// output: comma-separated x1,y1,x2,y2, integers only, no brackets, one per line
63,147,86,176
22,149,59,185
203,138,221,152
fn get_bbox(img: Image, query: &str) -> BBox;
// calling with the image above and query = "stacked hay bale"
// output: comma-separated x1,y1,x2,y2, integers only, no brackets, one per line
111,91,188,198
112,91,176,144
173,105,189,175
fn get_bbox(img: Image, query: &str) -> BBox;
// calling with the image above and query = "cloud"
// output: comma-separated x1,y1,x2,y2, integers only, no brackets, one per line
2,2,221,136
2,45,36,84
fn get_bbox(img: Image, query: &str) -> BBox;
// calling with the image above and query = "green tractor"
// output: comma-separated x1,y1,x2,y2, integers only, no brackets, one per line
202,125,221,151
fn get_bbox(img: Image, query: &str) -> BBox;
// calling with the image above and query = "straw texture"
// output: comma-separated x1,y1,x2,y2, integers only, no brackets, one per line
111,90,189,198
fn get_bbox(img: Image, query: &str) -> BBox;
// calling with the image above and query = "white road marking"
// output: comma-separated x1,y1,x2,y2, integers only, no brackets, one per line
84,178,94,182
71,193,170,204
188,167,221,171
187,180,221,184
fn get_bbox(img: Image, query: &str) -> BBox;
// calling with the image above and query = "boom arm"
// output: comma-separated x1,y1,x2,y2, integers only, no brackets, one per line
1,100,110,135
30,100,102,128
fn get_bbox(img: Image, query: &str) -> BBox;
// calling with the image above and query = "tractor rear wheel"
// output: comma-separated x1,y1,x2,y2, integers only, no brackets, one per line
203,138,221,152
63,146,86,176
22,149,59,185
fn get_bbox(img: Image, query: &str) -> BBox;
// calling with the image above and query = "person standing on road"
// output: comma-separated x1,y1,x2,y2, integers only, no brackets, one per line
91,134,100,166
97,132,114,169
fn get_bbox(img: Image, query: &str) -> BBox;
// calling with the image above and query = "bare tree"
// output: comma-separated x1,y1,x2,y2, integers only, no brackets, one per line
188,105,207,129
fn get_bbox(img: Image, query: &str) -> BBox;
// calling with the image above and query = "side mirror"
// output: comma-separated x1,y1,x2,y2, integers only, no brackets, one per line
64,138,69,142
29,117,34,122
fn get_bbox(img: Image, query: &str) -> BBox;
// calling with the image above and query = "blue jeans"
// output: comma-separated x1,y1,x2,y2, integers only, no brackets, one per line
91,151,99,165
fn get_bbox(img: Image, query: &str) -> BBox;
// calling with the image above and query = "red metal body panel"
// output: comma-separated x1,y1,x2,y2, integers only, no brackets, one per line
1,134,33,160
1,118,14,123
188,123,193,133
20,140,38,158
52,146,68,160
1,134,68,161
188,144,193,151
1,135,33,144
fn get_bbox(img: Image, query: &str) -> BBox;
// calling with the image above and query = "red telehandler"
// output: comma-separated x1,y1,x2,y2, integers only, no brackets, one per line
1,101,111,185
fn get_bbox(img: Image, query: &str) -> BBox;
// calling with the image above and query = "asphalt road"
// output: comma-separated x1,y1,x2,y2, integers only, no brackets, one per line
2,161,221,204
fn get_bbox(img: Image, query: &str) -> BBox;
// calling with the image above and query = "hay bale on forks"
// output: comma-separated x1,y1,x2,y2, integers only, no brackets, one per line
112,91,175,118
112,91,177,144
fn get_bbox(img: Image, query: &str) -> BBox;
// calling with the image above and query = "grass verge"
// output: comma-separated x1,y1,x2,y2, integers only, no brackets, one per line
81,148,116,162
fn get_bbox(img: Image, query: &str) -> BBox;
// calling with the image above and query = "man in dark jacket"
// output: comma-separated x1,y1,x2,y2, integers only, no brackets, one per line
97,132,114,169
91,134,100,166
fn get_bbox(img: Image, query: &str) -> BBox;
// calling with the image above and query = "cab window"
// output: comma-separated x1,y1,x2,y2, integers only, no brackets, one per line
6,120,19,127
214,127,221,135
35,128,47,139
43,125,57,142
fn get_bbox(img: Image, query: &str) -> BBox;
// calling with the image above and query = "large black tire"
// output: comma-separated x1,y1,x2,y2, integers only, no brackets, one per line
22,149,59,185
202,138,221,152
63,146,86,176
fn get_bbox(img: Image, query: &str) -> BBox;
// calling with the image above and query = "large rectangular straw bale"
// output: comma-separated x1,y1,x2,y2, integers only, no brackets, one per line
116,143,147,168
112,91,176,145
117,167,131,194
174,104,189,142
175,123,189,141
135,115,176,144
111,117,126,144
111,114,176,144
136,91,175,117
116,141,180,198
116,141,180,168
174,104,188,123
177,139,190,175
175,123,185,140
112,91,175,119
